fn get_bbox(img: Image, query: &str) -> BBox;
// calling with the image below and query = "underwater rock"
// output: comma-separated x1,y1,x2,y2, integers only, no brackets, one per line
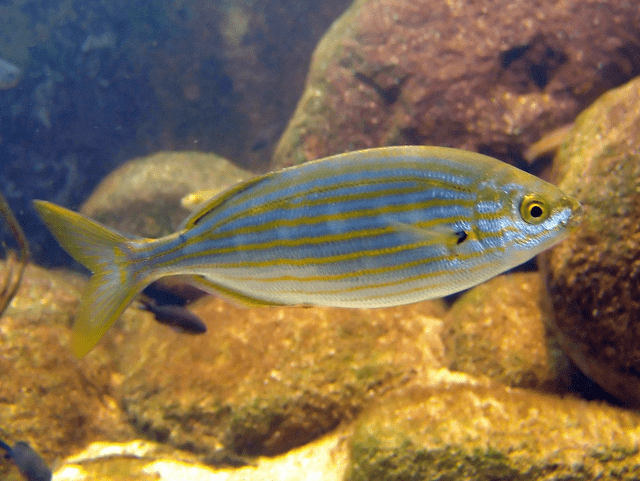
443,272,555,390
0,58,22,90
273,0,640,169
1,262,84,328
114,295,446,457
346,381,640,481
80,151,253,238
0,260,134,466
542,76,640,407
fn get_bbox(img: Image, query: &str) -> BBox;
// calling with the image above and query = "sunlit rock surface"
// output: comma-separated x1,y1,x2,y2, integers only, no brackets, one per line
52,435,349,481
273,0,640,169
542,76,640,407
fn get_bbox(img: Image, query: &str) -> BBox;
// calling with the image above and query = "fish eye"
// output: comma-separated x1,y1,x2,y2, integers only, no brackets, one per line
520,194,550,224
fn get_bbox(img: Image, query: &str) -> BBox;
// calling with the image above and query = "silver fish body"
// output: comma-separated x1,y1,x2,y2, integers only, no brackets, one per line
34,146,581,356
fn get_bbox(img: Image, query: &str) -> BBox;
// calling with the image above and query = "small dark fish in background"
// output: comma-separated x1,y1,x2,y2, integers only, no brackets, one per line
0,439,52,481
137,297,207,334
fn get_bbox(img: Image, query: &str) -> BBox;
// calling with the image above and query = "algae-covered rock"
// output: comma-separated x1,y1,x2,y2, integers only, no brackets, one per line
80,151,253,238
273,0,640,169
347,382,640,481
115,296,446,457
443,272,554,389
0,261,134,469
541,76,640,406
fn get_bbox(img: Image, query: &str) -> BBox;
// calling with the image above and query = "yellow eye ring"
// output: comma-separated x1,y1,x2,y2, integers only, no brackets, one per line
520,194,550,224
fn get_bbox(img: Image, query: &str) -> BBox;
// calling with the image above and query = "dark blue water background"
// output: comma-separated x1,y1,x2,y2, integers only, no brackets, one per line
0,0,350,265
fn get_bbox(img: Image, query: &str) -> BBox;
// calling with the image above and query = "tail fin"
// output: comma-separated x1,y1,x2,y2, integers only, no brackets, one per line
34,200,148,357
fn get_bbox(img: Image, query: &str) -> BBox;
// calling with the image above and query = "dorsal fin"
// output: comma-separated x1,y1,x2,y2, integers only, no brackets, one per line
178,174,269,230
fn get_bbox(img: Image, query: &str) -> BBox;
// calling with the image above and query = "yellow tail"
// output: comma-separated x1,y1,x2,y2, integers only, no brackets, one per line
34,200,148,356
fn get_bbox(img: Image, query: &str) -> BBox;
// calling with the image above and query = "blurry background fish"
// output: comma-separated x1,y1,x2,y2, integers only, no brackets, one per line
0,439,52,481
137,295,207,335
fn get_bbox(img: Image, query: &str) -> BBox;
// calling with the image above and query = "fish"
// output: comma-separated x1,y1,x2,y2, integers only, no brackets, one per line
137,297,207,334
34,146,581,357
0,439,52,481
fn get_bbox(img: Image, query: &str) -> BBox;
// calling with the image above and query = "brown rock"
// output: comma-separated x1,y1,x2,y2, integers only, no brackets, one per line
0,261,134,467
80,151,252,238
115,296,446,457
347,381,640,481
541,76,640,406
273,0,640,169
443,272,554,389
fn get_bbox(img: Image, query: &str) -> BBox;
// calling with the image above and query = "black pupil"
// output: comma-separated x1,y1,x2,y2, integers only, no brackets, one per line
530,205,543,218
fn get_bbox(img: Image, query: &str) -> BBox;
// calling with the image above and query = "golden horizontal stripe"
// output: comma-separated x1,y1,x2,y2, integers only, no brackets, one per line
244,157,479,203
224,247,486,284
350,260,500,301
196,176,475,238
195,198,476,243
218,226,513,283
216,233,512,286
220,251,503,302
147,201,477,265
139,185,477,262
151,213,493,270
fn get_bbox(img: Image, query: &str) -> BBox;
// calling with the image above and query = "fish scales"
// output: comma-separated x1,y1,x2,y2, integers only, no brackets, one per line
33,146,581,356
143,165,478,263
133,159,482,302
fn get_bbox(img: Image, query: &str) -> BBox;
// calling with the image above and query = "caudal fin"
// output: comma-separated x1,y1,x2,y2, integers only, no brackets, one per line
34,200,148,357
